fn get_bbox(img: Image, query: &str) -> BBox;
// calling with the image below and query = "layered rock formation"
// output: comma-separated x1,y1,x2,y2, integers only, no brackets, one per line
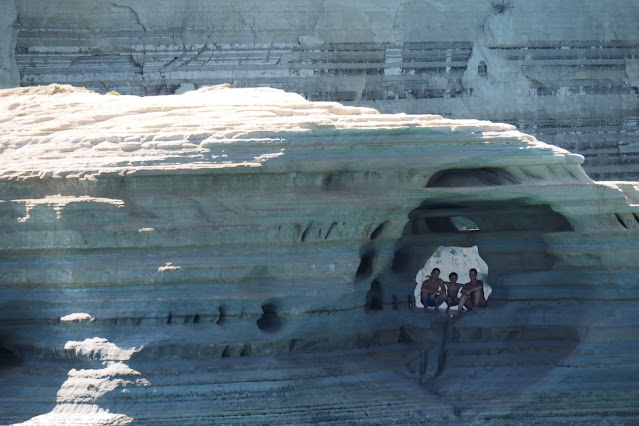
1,85,638,424
3,0,639,180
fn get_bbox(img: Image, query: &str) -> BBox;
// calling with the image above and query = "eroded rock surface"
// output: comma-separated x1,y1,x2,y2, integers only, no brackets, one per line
1,86,638,424
3,1,639,179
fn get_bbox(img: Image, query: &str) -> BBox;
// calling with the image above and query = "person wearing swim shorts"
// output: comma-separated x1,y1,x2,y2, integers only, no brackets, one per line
421,268,445,312
458,268,487,316
443,272,463,315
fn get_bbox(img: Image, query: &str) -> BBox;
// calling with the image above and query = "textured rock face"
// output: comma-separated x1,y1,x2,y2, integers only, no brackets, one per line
3,0,639,180
1,85,639,424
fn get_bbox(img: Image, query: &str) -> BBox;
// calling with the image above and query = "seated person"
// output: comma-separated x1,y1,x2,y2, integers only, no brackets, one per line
420,268,445,311
458,268,488,315
443,272,463,315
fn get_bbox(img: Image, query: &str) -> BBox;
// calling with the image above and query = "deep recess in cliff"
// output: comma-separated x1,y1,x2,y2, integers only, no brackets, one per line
0,85,638,424
1,0,639,180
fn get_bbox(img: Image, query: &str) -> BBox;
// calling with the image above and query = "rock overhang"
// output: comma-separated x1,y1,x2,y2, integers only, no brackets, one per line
0,84,582,180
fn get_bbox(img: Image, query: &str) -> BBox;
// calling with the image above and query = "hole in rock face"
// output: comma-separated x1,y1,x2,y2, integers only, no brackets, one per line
355,251,375,280
221,346,232,358
451,216,479,231
392,200,574,279
193,314,200,324
425,217,457,233
240,345,251,356
365,280,383,311
257,303,284,333
427,168,520,188
216,306,227,325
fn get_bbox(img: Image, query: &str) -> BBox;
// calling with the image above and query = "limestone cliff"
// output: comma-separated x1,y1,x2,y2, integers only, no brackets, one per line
1,85,638,424
3,0,639,180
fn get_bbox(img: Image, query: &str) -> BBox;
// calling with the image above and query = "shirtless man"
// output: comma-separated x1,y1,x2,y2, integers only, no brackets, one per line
443,272,463,315
421,268,445,311
458,268,488,315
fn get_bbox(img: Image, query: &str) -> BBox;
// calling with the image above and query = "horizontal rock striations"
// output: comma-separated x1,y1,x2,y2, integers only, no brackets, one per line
4,0,639,180
1,85,638,424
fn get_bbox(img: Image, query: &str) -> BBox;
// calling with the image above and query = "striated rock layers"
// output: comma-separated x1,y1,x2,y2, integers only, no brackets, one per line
1,85,639,424
3,0,639,180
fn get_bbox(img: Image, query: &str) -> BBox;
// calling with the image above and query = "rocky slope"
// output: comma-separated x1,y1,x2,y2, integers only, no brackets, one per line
0,85,638,424
2,0,639,180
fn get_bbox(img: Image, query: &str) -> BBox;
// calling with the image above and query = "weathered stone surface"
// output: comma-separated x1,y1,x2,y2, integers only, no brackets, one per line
3,0,639,179
1,85,639,424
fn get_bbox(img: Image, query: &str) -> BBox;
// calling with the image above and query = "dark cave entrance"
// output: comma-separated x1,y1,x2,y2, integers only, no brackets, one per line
392,200,574,282
361,167,575,310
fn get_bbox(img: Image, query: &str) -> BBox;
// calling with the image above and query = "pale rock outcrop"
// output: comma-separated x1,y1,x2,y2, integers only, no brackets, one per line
1,85,638,424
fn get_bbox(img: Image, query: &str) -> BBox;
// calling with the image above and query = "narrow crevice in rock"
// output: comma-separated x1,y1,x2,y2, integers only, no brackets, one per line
301,224,311,242
615,213,628,229
166,312,172,325
324,221,337,239
193,314,200,324
221,345,231,358
216,306,227,325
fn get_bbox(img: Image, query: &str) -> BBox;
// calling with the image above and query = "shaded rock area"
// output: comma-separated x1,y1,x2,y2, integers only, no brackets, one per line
2,0,639,179
1,85,639,424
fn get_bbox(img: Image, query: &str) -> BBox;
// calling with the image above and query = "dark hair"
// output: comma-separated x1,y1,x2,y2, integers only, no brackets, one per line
469,268,477,274
432,268,440,273
449,272,458,279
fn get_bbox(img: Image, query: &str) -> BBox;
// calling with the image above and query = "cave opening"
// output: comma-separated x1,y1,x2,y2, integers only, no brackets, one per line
392,199,573,280
257,302,284,333
375,197,575,313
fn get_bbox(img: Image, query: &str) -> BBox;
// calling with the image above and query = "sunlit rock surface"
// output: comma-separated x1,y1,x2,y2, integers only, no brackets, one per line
1,85,638,424
3,0,639,179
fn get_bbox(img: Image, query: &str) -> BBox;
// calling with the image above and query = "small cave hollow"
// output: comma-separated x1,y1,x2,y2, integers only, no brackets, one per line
221,345,232,358
257,302,284,333
365,279,384,312
216,306,227,325
355,250,375,281
391,199,574,279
